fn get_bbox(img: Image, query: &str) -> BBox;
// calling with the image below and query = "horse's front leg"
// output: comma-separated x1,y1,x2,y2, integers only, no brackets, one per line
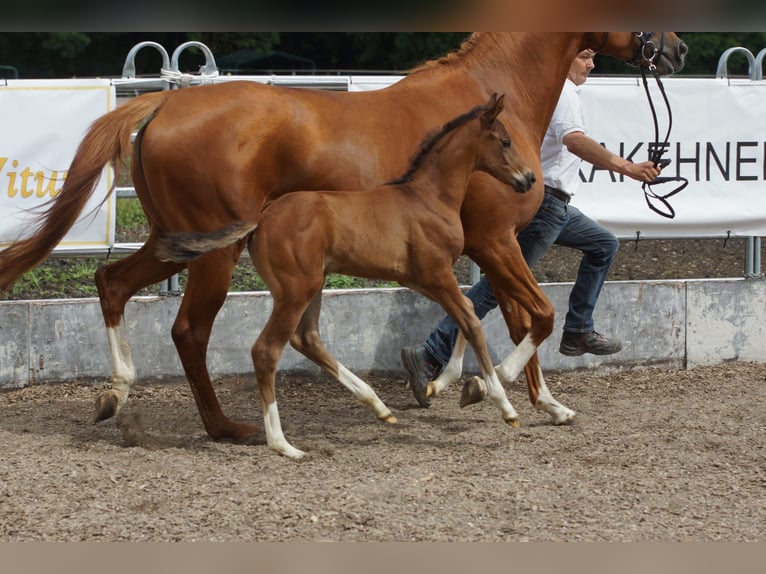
465,251,576,425
93,239,185,422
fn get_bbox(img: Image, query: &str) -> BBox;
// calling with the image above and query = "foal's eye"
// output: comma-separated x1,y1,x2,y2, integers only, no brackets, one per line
501,138,511,149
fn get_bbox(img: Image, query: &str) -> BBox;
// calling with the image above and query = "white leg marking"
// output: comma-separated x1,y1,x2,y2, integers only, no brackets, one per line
263,401,305,459
495,334,537,384
430,331,467,396
482,369,519,424
337,364,394,421
106,322,137,408
534,365,576,424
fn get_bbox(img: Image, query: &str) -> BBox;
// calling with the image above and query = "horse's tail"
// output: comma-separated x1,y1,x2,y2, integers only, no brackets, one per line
155,221,259,264
0,90,169,293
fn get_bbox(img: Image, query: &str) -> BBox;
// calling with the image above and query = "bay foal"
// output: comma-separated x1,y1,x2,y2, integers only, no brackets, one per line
158,94,535,457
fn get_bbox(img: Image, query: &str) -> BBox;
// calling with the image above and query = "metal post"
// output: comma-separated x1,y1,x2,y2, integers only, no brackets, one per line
469,261,480,285
717,47,763,280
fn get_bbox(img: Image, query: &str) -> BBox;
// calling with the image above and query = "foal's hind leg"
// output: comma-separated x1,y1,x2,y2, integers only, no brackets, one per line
291,291,395,423
93,236,185,422
251,295,318,459
171,248,260,442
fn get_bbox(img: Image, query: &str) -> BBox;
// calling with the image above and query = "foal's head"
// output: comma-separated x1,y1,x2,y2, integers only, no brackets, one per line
388,93,535,193
474,93,536,193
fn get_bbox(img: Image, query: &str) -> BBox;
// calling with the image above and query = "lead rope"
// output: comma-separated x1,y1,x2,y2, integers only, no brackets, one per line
636,33,688,219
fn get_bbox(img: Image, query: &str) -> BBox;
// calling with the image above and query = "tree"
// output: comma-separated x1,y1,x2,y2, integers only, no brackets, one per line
2,33,764,79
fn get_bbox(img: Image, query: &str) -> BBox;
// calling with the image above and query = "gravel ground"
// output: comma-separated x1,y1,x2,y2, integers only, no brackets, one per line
1,236,764,543
1,361,764,542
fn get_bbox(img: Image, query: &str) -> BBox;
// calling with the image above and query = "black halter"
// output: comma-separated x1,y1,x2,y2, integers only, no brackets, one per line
634,32,688,219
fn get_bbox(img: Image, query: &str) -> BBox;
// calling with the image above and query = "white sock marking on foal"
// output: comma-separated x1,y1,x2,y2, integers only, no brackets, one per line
430,331,467,396
483,369,519,422
495,334,536,384
337,364,392,419
263,401,305,459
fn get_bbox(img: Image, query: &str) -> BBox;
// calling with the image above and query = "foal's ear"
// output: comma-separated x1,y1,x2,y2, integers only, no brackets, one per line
485,92,505,122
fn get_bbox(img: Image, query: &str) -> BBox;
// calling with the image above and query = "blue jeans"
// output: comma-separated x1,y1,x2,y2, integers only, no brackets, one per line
424,190,619,366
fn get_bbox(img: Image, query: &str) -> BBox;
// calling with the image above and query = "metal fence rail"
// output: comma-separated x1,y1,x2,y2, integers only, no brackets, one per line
82,41,766,290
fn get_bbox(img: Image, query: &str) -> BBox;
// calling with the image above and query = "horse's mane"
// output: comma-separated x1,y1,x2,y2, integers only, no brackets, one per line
386,100,487,186
408,33,481,74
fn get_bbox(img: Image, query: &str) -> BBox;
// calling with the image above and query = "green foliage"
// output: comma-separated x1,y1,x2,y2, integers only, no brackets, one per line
7,259,101,299
4,32,763,79
323,274,398,290
116,198,147,229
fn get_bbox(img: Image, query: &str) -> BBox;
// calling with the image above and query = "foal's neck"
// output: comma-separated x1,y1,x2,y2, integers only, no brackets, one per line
408,123,480,206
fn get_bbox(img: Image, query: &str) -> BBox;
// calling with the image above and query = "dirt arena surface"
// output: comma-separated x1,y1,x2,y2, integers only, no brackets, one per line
1,361,763,542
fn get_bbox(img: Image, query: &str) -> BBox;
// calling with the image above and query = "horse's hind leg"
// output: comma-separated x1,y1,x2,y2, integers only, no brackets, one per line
290,291,395,423
172,248,259,443
93,236,185,422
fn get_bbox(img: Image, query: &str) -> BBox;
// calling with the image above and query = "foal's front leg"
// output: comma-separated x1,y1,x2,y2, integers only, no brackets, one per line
425,285,519,426
426,330,467,398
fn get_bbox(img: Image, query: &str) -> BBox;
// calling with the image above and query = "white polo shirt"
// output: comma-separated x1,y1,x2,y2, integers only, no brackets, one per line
540,78,587,198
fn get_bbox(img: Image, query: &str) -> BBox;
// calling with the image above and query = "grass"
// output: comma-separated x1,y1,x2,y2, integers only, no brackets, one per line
5,197,399,300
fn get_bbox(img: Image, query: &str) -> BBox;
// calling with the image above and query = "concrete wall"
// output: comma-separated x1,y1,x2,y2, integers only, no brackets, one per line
1,278,765,388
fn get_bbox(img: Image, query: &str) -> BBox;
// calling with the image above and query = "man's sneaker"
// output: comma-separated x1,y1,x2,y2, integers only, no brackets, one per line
559,330,622,356
401,344,443,408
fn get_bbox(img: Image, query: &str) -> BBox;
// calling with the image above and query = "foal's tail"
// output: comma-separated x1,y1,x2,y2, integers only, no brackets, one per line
0,91,168,293
155,221,259,264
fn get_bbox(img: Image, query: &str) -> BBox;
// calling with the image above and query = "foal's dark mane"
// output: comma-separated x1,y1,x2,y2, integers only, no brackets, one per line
386,101,488,186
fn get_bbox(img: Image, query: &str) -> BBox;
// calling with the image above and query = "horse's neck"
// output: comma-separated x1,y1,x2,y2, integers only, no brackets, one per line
423,33,585,143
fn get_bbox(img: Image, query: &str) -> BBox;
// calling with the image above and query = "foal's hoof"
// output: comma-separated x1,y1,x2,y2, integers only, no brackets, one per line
459,376,487,408
505,417,521,428
93,391,121,423
380,414,398,424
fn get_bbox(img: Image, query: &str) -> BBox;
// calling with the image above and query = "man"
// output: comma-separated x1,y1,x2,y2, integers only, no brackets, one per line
402,49,662,408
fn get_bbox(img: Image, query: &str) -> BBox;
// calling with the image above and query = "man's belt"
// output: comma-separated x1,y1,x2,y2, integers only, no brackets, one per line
544,185,571,204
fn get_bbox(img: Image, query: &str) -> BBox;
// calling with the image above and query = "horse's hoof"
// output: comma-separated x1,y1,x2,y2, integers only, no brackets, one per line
425,383,435,398
505,417,520,428
459,376,487,408
380,414,397,424
230,424,265,445
93,391,120,423
554,411,577,426
210,422,264,445
277,446,306,460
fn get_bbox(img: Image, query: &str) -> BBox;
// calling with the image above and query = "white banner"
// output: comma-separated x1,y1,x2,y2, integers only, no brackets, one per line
577,77,766,238
3,74,762,254
350,75,766,239
0,79,116,253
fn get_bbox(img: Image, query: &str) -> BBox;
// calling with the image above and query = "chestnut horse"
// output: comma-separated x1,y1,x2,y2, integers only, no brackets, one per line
0,33,686,443
156,94,535,457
